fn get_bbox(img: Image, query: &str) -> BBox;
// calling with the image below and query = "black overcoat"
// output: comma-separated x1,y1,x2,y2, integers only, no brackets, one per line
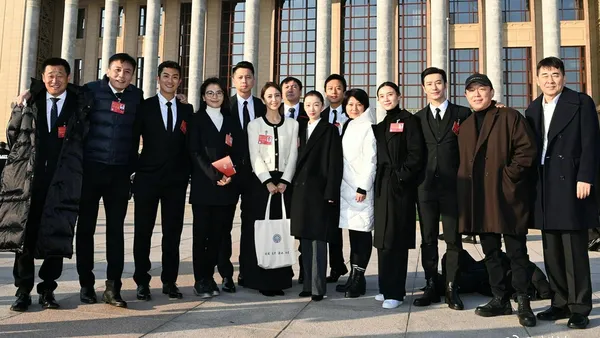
525,87,600,231
290,118,343,241
373,107,426,250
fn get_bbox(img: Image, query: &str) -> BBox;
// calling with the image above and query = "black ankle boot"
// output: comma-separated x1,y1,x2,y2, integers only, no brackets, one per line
336,268,354,292
345,266,366,298
103,280,127,308
517,295,536,327
445,282,464,310
475,296,512,317
413,278,440,307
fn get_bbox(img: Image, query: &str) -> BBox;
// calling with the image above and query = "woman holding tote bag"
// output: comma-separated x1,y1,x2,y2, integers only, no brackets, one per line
244,82,299,297
336,89,377,298
290,91,343,301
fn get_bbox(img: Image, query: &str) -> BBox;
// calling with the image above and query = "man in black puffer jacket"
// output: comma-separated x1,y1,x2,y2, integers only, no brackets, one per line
76,53,143,308
0,57,88,312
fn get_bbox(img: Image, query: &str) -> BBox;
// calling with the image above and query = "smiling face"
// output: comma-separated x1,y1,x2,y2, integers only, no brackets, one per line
232,68,255,97
282,80,301,105
42,65,70,96
203,83,225,109
422,73,447,102
325,79,345,106
107,60,134,91
465,83,494,111
157,67,181,98
346,97,365,119
377,86,400,110
537,66,565,100
304,95,323,122
262,86,282,111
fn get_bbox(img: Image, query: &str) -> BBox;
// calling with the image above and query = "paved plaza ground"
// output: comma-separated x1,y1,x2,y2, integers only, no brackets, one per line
0,201,599,337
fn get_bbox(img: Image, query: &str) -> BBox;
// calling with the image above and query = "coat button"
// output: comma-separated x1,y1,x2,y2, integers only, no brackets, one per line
275,153,278,156
485,172,488,177
558,155,563,159
468,174,472,178
434,174,439,178
560,176,565,180
469,159,473,163
558,134,562,139
485,157,488,160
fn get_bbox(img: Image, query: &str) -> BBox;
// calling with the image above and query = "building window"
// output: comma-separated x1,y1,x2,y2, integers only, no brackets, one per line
136,57,144,89
74,59,83,85
97,58,103,80
76,8,85,39
559,0,583,21
502,47,532,113
139,6,146,36
178,3,192,95
274,0,316,92
503,0,530,22
219,1,246,94
100,6,124,38
449,48,479,108
342,0,377,108
99,7,104,38
449,0,478,24
398,0,427,111
561,46,586,92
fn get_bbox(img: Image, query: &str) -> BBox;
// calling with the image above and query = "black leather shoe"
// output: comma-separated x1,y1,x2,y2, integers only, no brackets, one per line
136,285,151,301
413,279,441,307
445,282,464,310
80,287,97,304
299,291,311,297
326,267,349,283
10,292,31,312
567,313,589,329
475,296,512,317
103,281,127,308
162,283,183,299
193,280,212,299
273,289,285,296
311,295,324,301
536,306,570,321
516,295,536,327
221,277,236,293
39,291,60,309
260,290,276,297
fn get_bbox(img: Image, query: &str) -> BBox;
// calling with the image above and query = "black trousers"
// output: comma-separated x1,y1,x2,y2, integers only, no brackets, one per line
193,204,236,282
349,230,372,269
479,233,530,299
328,228,346,272
13,187,63,294
378,247,409,301
417,189,462,282
301,239,327,295
133,176,188,286
542,230,592,316
76,162,130,289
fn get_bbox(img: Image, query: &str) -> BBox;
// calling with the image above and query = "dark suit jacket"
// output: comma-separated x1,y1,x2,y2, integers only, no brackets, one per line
415,102,471,197
525,87,600,231
281,102,308,121
132,95,193,186
229,95,266,179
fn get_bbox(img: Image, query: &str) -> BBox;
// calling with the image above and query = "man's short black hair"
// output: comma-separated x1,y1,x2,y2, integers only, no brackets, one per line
232,61,255,76
280,77,303,91
158,61,182,76
324,74,347,91
108,53,137,70
421,67,447,85
536,56,565,76
42,57,71,75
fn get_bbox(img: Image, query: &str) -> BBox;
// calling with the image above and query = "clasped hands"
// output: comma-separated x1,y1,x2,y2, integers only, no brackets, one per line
266,182,286,195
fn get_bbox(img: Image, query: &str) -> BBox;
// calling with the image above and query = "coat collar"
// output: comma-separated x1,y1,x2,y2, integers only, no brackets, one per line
547,87,579,142
297,118,329,164
474,105,500,155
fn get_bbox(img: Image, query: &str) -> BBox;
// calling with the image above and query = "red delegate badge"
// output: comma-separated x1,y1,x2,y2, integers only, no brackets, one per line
57,126,66,139
258,134,273,145
180,120,187,134
389,122,404,133
111,101,126,114
225,133,233,147
452,120,461,135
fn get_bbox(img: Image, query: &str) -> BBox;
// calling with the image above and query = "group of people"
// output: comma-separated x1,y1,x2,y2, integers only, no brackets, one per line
0,53,596,331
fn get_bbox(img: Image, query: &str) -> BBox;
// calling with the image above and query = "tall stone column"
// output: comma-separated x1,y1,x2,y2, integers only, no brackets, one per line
20,0,42,92
61,0,79,72
315,0,332,98
243,0,260,77
188,0,207,110
376,0,394,122
101,0,119,72
430,0,448,70
142,0,161,97
484,0,503,101
541,0,561,58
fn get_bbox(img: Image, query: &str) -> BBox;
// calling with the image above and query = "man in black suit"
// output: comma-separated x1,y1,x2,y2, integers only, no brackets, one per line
132,61,192,301
280,77,307,120
525,57,598,329
219,61,266,292
413,67,470,310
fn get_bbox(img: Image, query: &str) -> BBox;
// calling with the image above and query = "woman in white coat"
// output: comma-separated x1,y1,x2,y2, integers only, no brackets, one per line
336,88,377,298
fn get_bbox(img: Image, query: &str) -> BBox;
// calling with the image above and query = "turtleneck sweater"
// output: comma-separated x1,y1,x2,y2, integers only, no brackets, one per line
206,105,223,131
474,101,496,136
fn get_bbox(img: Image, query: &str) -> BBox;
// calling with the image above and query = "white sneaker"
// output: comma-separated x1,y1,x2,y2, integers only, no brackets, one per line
382,299,403,309
375,294,385,301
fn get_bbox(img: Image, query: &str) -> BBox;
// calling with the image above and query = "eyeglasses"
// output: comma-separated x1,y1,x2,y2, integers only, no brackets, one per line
205,90,224,97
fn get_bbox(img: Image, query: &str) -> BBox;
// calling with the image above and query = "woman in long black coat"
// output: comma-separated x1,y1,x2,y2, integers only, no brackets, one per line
373,82,426,309
290,91,343,301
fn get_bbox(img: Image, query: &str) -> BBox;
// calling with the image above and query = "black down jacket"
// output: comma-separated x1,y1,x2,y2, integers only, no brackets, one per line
0,82,89,258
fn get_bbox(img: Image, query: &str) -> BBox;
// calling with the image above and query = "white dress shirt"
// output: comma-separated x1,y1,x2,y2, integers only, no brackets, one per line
541,93,562,165
158,92,177,131
429,100,449,120
328,105,348,124
307,118,321,139
46,91,67,132
284,102,300,119
206,106,224,131
108,81,124,96
237,94,256,126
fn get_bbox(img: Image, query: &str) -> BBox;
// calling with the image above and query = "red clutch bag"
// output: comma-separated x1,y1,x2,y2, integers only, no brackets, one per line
212,155,236,177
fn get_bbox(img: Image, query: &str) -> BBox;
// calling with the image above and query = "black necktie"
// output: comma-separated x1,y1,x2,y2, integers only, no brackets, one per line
166,102,173,133
50,97,60,130
332,109,338,124
115,92,123,101
243,101,250,130
288,107,295,119
435,108,442,128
